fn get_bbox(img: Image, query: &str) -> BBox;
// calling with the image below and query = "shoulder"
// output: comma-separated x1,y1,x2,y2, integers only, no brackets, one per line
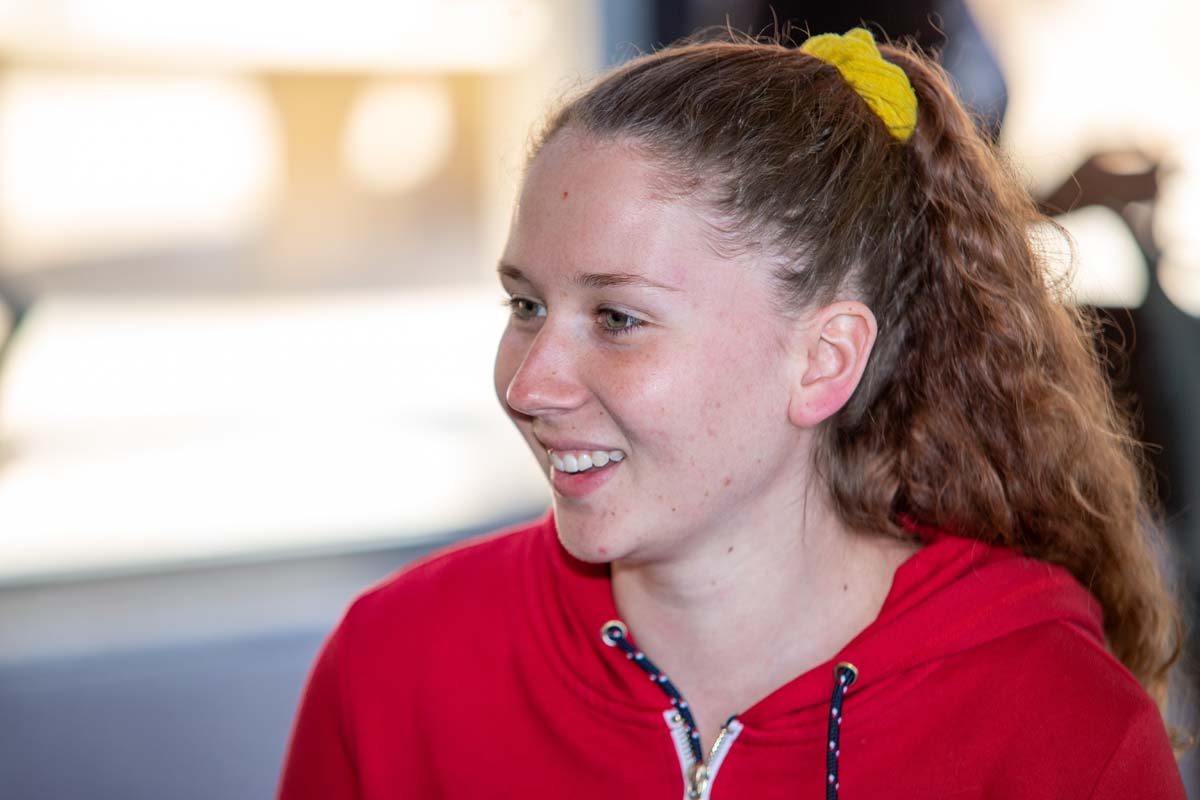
1000,619,1144,695
345,512,552,635
279,515,557,796
1011,622,1183,797
958,617,1154,728
955,620,1182,797
317,513,556,712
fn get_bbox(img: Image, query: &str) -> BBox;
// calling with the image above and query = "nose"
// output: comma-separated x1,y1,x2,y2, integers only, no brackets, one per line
503,321,589,418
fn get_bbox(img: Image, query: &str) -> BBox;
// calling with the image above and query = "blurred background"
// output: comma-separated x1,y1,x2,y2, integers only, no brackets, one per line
0,1,1196,797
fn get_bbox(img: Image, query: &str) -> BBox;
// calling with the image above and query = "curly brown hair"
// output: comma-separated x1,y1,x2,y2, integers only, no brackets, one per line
530,34,1184,734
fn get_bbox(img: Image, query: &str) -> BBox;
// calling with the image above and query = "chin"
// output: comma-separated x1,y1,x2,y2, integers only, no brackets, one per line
552,507,629,564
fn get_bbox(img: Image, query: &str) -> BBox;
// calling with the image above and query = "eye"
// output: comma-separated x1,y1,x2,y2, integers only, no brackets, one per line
503,296,546,321
598,308,644,336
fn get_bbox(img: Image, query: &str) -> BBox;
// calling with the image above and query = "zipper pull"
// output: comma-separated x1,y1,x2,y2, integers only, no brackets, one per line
687,762,709,799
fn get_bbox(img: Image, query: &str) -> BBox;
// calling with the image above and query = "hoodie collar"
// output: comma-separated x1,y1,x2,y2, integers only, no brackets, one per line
532,511,1103,725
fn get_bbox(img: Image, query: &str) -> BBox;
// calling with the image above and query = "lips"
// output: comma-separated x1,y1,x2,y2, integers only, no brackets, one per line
532,433,627,495
549,453,623,499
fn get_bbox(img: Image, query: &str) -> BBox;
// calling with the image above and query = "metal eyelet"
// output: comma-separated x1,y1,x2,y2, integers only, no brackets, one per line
600,619,627,646
835,661,859,686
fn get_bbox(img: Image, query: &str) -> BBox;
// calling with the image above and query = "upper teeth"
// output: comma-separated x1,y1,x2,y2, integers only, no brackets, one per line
550,449,625,473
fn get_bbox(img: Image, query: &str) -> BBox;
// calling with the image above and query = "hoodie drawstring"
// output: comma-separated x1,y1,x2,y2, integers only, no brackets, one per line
826,662,858,799
601,620,859,799
601,620,710,765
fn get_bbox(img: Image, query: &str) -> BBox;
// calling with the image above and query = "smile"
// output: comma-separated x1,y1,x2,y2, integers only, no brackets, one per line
548,449,626,473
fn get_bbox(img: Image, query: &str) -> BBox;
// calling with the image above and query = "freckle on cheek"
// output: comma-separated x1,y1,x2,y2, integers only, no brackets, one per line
724,476,732,487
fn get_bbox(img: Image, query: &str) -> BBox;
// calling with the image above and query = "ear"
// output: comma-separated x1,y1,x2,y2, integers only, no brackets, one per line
787,301,877,428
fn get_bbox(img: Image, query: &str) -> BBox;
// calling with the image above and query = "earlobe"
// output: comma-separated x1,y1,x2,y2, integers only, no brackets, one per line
787,302,877,428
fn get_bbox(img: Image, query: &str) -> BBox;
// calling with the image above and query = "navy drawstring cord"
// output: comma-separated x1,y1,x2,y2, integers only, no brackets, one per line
601,620,707,765
601,620,859,799
826,662,858,799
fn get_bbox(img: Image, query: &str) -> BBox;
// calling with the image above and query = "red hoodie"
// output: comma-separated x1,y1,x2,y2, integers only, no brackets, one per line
278,512,1184,798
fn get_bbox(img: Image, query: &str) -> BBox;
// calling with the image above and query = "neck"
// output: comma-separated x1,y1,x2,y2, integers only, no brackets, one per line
609,494,918,750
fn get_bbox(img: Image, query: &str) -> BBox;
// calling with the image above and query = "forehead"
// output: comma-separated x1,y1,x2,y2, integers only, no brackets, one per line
507,134,722,284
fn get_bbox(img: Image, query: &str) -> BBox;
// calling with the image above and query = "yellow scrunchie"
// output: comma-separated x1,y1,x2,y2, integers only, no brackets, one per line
800,28,917,143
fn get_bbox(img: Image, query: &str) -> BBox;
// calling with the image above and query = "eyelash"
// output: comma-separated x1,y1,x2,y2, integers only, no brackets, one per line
501,296,645,338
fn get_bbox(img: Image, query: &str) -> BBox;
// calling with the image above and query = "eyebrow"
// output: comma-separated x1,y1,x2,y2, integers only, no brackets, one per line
497,262,681,292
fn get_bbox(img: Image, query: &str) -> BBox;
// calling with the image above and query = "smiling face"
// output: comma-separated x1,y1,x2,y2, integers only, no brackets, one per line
494,133,819,566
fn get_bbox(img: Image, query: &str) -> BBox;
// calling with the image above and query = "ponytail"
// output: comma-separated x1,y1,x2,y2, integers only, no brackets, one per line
822,43,1182,720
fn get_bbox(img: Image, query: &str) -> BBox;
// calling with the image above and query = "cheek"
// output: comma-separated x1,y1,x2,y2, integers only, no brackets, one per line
607,344,717,471
693,335,787,453
602,344,673,416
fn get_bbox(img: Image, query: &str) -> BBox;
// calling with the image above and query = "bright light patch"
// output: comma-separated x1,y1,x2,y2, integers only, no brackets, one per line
342,82,455,195
977,0,1199,315
0,288,548,581
1159,258,1200,317
0,72,279,268
0,1,551,71
1154,141,1200,317
1032,205,1149,308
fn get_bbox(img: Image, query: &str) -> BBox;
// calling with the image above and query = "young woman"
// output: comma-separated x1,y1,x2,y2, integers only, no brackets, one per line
278,29,1186,798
